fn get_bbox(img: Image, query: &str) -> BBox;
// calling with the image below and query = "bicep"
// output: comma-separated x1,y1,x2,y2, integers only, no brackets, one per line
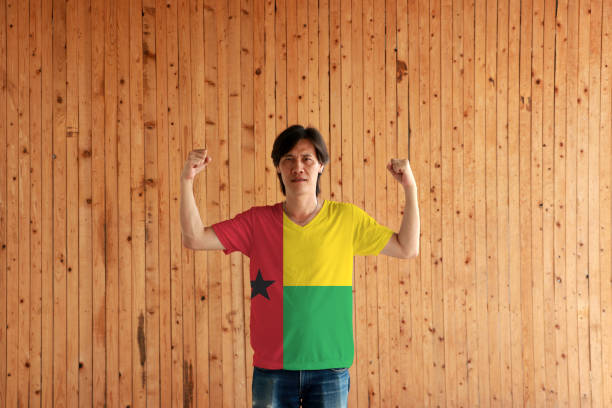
380,233,408,259
183,226,226,251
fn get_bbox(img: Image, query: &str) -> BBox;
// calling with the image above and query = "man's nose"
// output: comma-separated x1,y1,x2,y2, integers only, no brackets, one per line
292,161,304,173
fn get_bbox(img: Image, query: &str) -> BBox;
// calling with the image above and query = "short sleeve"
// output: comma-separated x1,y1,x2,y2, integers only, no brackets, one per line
352,204,394,256
211,208,253,257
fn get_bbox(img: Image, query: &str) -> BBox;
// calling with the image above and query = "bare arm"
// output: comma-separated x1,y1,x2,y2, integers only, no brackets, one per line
380,159,420,259
180,149,225,251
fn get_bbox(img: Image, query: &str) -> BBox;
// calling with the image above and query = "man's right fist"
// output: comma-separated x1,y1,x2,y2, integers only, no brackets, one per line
182,149,211,180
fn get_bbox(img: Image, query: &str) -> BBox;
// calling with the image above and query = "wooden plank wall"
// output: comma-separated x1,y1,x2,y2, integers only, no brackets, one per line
0,0,611,406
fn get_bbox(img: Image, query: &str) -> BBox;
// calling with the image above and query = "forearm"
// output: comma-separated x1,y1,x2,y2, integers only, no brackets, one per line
398,185,420,256
180,179,205,240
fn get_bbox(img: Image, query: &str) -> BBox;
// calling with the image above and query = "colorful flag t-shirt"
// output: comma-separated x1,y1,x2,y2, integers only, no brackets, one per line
211,200,393,370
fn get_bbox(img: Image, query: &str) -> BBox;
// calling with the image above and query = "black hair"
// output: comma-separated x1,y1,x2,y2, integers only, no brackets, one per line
271,125,330,196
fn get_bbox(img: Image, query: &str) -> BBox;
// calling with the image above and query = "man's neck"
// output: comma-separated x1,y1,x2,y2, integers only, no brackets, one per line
283,194,320,223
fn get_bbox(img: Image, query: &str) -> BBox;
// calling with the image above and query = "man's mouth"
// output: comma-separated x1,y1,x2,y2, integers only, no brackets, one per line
291,178,307,182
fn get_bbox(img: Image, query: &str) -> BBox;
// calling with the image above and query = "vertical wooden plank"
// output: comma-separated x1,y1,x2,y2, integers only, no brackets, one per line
129,0,147,405
296,0,308,123
65,0,80,402
165,0,185,405
227,0,247,405
104,0,120,405
76,0,94,405
599,2,612,407
462,0,479,405
406,0,422,403
427,0,447,404
142,0,161,405
0,0,7,401
53,0,69,406
318,0,330,201
5,0,19,404
588,0,604,406
485,0,502,405
519,0,536,403
154,0,171,404
362,0,379,405
542,0,559,404
530,0,547,406
264,0,276,205
254,0,266,209
496,0,513,406
286,0,297,125
28,0,43,404
441,0,458,405
564,0,580,404
350,0,364,404
340,0,352,204
451,0,468,404
553,0,570,404
329,0,341,202
17,0,31,403
507,0,522,404
419,0,435,402
307,0,319,130
529,0,546,406
92,0,107,405
473,0,491,405
40,0,54,405
395,0,411,406
117,0,133,404
576,0,591,404
275,0,288,154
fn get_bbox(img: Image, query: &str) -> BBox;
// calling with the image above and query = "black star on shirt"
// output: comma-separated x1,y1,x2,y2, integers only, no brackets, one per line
251,269,275,300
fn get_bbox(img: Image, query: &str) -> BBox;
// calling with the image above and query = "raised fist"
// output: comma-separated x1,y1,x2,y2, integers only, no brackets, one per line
386,158,417,189
182,149,212,180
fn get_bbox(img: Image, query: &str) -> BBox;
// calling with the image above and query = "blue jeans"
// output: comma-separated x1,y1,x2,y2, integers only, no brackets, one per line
252,366,350,408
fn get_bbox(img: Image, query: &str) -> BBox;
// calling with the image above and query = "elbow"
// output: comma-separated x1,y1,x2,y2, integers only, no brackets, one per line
182,234,198,250
402,247,419,259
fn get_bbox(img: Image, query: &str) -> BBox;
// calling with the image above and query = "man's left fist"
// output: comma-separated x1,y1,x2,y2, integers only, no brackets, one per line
386,158,417,188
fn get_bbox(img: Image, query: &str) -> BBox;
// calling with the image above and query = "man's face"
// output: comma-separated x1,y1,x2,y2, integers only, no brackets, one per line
277,139,323,196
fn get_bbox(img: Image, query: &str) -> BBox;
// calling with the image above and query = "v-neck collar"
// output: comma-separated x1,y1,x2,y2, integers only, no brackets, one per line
282,199,328,230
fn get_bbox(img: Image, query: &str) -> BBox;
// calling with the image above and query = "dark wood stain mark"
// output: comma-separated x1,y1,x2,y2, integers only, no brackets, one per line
396,60,407,82
138,312,146,387
183,361,194,408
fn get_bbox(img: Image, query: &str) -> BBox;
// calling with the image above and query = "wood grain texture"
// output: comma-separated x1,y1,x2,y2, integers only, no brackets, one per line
0,1,609,406
0,0,7,402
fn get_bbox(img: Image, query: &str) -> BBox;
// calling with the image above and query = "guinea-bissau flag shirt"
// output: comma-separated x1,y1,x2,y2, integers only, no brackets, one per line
211,200,393,370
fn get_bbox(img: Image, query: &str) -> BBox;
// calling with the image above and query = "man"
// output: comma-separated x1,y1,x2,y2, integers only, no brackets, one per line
180,125,419,407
